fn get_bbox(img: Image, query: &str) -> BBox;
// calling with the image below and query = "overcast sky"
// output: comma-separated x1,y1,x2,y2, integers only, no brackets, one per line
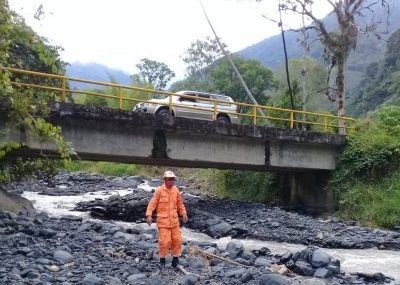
8,0,332,79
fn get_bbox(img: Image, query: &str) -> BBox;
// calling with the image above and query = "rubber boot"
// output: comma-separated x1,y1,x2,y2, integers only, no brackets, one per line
172,256,179,268
159,258,166,269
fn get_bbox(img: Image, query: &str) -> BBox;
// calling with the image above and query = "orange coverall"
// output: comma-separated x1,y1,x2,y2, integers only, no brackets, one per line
146,185,187,258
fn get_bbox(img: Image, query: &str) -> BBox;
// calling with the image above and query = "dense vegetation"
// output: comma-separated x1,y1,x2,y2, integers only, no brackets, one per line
350,29,400,115
332,106,400,227
0,0,69,183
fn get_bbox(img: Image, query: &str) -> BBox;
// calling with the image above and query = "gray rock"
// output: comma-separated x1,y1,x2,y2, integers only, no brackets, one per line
209,258,222,266
20,268,34,278
225,268,246,278
270,222,281,228
0,189,35,214
205,247,217,255
148,275,165,285
39,229,57,238
240,250,256,262
36,258,50,265
235,257,251,266
53,250,73,264
326,264,340,274
60,215,82,222
56,245,72,253
26,271,40,279
259,273,290,285
254,257,269,267
189,256,205,269
82,274,104,285
302,279,329,285
226,240,243,259
240,272,253,283
311,249,331,268
207,222,232,237
182,273,199,285
299,246,317,263
280,252,292,263
15,247,32,255
127,273,146,284
314,267,332,278
294,260,315,276
149,179,162,187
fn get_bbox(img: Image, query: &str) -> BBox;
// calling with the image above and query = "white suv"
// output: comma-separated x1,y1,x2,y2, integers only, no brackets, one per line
133,90,239,124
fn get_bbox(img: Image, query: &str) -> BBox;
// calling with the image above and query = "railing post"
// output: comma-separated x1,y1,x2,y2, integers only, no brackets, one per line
253,106,257,126
169,94,173,112
119,87,123,110
61,77,66,102
324,115,328,132
213,99,217,121
290,111,294,129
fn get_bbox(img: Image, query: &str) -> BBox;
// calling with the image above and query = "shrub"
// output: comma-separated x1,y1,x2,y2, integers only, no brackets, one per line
333,106,400,228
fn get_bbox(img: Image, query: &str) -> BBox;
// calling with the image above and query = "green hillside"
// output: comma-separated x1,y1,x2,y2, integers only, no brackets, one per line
239,0,400,103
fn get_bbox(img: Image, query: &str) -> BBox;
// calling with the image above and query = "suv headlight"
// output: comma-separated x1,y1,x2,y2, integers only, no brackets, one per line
134,102,144,110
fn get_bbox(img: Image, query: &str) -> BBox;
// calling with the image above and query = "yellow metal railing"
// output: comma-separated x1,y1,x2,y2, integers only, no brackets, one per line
6,68,357,133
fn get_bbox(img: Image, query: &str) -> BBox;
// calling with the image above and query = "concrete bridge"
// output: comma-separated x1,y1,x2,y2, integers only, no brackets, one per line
2,102,346,212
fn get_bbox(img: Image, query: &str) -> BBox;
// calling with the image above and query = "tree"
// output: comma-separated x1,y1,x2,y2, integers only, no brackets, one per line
182,36,226,80
280,0,390,133
134,58,175,90
275,57,332,113
385,28,400,70
211,57,276,105
169,76,211,93
0,0,69,183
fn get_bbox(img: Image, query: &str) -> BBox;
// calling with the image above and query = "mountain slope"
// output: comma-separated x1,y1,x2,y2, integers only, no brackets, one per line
239,0,400,92
66,62,131,89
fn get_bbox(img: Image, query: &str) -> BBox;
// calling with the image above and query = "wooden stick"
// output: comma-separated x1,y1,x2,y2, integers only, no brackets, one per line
187,245,250,268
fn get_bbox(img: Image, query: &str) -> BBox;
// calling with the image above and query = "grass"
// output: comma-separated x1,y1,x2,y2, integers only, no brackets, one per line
337,170,400,228
67,161,139,176
67,161,170,179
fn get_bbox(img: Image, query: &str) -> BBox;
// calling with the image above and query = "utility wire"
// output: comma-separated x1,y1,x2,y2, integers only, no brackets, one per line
198,0,265,116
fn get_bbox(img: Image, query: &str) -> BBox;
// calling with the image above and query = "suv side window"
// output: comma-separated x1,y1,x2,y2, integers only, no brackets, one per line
197,94,212,105
179,93,197,103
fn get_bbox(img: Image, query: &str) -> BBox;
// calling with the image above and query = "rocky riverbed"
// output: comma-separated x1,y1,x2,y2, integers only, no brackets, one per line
1,172,399,284
74,177,400,251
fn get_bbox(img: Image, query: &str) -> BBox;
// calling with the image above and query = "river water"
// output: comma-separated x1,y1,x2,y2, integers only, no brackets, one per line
22,186,400,283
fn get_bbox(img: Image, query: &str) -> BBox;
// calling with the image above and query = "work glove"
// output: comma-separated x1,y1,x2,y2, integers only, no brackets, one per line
146,215,152,225
182,214,188,223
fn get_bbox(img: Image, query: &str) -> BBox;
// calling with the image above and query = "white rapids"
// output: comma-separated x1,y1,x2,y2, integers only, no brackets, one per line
21,182,400,283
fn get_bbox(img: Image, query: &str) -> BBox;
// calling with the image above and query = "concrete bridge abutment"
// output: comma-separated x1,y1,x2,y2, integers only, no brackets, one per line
280,171,334,214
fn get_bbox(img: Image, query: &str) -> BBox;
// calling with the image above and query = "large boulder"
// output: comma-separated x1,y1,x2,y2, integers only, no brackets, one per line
311,249,331,268
226,240,244,259
0,188,34,214
294,260,315,276
207,222,232,237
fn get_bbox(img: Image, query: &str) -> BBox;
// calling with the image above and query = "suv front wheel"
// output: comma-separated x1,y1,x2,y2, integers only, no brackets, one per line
156,108,172,118
217,115,230,124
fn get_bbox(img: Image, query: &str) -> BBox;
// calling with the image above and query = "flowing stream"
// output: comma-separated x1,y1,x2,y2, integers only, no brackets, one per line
21,185,400,283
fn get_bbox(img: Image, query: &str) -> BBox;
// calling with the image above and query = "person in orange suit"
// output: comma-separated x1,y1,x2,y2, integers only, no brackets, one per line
146,170,188,268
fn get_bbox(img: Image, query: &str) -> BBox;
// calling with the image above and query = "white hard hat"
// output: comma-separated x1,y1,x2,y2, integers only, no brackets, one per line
163,170,176,179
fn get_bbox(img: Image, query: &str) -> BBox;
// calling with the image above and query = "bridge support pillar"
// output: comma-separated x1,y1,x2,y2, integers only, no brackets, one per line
281,171,334,214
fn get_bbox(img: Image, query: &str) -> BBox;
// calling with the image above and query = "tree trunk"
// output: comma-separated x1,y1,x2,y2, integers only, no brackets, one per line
337,59,346,135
